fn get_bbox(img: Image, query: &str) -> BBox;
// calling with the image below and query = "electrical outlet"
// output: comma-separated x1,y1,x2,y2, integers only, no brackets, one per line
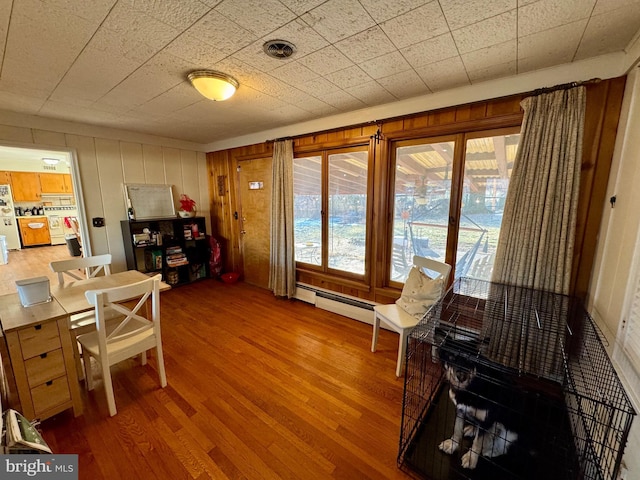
92,217,104,227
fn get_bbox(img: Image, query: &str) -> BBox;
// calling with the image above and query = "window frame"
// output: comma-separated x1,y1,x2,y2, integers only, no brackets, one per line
385,126,521,288
293,141,374,282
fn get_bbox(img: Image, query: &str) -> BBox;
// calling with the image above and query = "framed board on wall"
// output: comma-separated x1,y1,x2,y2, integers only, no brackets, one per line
124,184,175,220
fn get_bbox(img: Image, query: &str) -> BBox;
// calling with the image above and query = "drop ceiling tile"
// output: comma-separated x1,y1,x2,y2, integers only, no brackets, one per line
271,61,319,87
439,0,515,30
298,46,355,75
215,0,296,36
101,2,180,48
416,56,469,91
325,65,373,89
296,77,342,97
345,81,396,105
376,69,430,99
3,1,97,95
321,90,367,110
129,0,211,30
133,84,200,116
467,60,517,83
518,0,595,37
0,0,12,66
359,51,412,79
301,0,376,43
401,33,459,68
592,0,640,16
358,0,427,23
576,7,640,59
281,0,327,16
335,26,397,63
380,1,449,49
187,9,258,55
50,46,141,103
452,9,517,54
461,40,516,72
0,90,46,115
518,21,585,72
164,33,227,68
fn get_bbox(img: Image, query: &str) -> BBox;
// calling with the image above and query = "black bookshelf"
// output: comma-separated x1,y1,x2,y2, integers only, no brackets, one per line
121,216,209,287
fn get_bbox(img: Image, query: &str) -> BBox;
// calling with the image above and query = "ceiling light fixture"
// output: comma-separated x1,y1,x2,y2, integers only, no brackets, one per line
188,70,239,101
42,158,59,165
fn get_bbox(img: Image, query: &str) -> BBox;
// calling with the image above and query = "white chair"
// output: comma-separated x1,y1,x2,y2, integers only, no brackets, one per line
77,274,166,416
372,256,451,377
50,254,114,378
50,253,112,285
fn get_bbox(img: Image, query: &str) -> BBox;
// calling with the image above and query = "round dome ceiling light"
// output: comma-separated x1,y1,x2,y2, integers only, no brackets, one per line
188,70,239,101
263,40,297,59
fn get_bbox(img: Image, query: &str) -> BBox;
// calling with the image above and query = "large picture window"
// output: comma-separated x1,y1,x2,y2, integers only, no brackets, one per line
390,128,520,283
294,145,370,277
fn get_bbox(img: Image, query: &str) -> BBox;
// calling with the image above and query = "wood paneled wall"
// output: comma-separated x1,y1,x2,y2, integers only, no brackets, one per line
207,77,625,304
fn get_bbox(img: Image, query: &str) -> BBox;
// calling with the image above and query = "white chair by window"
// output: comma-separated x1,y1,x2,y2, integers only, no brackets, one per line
371,256,451,377
50,254,114,379
77,274,166,416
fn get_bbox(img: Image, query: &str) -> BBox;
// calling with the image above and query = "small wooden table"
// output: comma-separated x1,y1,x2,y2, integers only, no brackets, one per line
51,270,168,317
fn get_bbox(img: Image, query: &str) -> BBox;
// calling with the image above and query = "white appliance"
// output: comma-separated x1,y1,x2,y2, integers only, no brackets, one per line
0,184,21,252
44,205,77,245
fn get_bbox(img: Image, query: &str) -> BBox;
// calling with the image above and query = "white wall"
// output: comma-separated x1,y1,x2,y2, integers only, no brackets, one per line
0,124,209,272
589,65,640,479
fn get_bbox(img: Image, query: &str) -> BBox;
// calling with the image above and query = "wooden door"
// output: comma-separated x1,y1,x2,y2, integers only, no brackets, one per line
11,172,41,201
238,157,272,288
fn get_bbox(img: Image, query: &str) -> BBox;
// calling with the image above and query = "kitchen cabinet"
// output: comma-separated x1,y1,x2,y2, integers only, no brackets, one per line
10,172,41,201
18,217,51,246
39,173,73,194
0,294,82,420
0,170,12,184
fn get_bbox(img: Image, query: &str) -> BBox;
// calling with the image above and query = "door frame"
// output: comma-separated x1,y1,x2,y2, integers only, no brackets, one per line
0,141,92,255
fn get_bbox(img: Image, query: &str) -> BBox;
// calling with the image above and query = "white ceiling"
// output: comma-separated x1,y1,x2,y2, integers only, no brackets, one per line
1,0,639,149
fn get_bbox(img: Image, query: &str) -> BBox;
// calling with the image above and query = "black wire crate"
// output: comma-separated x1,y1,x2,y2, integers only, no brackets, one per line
399,278,635,480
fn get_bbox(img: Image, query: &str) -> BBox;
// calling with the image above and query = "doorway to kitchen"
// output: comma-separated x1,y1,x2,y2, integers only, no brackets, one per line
0,143,89,294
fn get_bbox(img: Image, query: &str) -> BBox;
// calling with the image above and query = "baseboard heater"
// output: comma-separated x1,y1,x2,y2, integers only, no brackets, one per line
295,283,378,326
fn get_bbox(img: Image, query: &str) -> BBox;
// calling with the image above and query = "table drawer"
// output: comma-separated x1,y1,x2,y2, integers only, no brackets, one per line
31,376,71,414
25,349,66,388
18,321,61,359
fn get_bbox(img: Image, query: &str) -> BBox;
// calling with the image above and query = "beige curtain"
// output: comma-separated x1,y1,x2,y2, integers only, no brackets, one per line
269,139,296,298
483,86,586,377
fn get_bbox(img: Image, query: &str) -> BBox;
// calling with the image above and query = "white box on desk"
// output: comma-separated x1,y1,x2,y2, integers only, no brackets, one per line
15,276,51,307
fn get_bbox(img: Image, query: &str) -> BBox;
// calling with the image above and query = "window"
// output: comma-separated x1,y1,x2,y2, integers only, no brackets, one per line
294,146,370,276
455,131,520,281
390,128,520,283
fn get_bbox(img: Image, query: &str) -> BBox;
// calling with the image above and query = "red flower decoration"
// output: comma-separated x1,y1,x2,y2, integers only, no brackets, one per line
179,194,196,212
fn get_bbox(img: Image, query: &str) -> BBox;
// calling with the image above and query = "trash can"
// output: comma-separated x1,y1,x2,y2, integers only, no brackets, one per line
0,235,7,265
65,234,81,257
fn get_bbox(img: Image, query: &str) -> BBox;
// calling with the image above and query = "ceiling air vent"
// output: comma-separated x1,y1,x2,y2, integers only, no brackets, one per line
263,40,296,59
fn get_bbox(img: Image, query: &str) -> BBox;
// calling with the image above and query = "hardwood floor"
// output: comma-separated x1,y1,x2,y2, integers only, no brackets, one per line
35,279,415,479
0,244,72,295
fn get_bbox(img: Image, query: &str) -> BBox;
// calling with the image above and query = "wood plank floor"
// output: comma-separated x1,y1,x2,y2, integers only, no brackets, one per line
0,244,72,295
37,279,416,479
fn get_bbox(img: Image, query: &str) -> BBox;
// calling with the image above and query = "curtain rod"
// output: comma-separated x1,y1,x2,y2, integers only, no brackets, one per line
529,77,601,96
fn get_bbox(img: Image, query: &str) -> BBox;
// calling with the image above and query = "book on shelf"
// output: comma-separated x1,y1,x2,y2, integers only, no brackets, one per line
166,258,189,267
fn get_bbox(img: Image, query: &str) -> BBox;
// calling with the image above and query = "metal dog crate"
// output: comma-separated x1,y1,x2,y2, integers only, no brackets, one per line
399,278,635,480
